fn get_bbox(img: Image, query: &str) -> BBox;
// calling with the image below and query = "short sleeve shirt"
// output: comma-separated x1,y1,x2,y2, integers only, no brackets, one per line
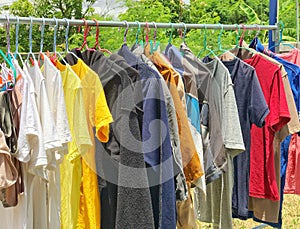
221,58,269,219
244,54,290,201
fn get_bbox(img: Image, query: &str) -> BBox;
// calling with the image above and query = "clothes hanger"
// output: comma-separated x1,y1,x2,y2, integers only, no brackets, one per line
0,15,17,90
135,21,141,45
13,16,25,68
142,22,150,48
214,23,236,59
180,22,188,56
150,22,160,54
37,17,46,66
268,21,294,53
26,16,38,66
197,24,217,58
168,23,174,45
63,18,79,61
77,18,91,51
92,19,112,54
123,20,129,45
0,14,16,89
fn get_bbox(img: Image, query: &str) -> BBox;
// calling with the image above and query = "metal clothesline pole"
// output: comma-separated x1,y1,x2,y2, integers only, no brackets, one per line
0,16,279,31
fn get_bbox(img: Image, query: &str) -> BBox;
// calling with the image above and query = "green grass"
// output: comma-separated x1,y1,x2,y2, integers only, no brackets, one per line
196,194,300,228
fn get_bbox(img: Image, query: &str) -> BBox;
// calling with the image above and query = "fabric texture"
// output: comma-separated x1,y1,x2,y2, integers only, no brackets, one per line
221,57,269,219
195,57,245,229
131,43,188,201
56,61,93,229
118,44,176,229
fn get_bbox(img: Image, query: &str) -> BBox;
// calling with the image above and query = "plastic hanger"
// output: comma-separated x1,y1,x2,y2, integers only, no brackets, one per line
37,17,46,66
141,22,150,48
0,16,16,90
0,15,15,89
13,16,25,68
168,23,174,44
123,20,129,45
63,18,79,61
268,21,294,52
135,21,141,45
26,16,37,66
214,23,236,58
92,19,112,54
150,22,160,54
197,24,217,58
77,18,91,51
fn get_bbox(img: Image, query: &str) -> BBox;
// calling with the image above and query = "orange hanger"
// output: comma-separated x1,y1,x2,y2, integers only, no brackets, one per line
92,19,112,54
78,18,90,51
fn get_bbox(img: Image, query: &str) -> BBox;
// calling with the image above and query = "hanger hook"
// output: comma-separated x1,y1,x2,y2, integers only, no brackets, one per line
152,22,157,45
53,17,58,53
239,24,246,46
255,24,260,37
15,16,19,54
181,22,187,42
145,22,149,44
5,15,10,54
168,23,174,44
218,23,224,50
40,17,45,53
135,21,141,44
93,19,99,49
29,16,33,53
64,18,70,52
123,20,129,43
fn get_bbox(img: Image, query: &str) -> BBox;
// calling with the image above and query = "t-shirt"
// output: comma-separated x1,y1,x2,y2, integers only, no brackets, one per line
195,57,245,229
55,61,92,229
277,48,300,195
131,43,188,201
118,44,176,229
221,58,269,219
63,58,113,229
145,46,203,184
166,43,206,194
42,55,71,164
41,56,72,229
26,60,62,178
243,54,290,201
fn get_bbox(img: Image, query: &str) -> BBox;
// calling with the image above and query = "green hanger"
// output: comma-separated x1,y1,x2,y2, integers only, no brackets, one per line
269,21,294,51
135,21,141,44
197,24,217,58
0,15,17,90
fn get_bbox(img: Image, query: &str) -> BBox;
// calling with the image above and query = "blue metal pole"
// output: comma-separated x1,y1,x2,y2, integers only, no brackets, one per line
269,0,278,52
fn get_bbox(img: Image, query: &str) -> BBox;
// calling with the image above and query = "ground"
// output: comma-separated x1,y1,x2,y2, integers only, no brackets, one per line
197,194,300,228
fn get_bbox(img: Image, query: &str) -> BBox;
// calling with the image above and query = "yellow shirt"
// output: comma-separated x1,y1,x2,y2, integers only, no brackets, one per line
56,61,92,229
70,59,113,229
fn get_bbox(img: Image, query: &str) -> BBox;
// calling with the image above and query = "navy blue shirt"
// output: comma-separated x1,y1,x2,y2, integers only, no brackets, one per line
118,44,176,229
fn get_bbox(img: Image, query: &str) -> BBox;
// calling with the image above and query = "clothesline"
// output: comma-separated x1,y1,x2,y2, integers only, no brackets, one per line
0,16,278,30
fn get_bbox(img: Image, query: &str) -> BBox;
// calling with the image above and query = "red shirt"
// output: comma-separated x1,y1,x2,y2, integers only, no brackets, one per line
244,54,290,201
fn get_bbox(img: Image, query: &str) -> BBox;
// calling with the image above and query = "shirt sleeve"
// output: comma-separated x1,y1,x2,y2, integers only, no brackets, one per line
223,71,245,157
95,79,113,143
269,69,291,132
249,69,270,127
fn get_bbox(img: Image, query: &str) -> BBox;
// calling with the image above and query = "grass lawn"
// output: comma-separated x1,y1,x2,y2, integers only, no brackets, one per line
197,194,300,228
